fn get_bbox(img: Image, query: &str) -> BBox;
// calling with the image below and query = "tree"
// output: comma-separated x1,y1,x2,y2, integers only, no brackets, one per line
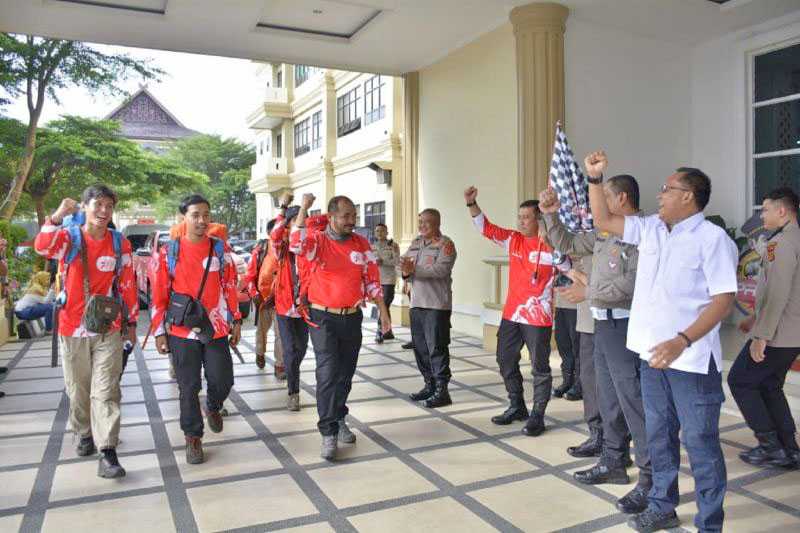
165,134,256,235
0,34,163,220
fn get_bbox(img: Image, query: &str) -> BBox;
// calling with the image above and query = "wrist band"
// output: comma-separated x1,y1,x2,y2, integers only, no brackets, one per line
466,202,477,207
677,332,692,347
587,174,604,185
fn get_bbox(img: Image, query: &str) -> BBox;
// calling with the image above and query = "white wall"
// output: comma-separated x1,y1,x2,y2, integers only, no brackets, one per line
565,18,692,217
335,167,392,233
690,11,800,229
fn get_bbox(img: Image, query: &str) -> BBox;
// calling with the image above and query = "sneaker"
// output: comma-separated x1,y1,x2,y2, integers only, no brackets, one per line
287,393,300,412
206,409,223,433
383,331,395,340
255,353,266,369
274,365,287,380
185,436,204,464
627,508,680,532
97,449,126,479
321,435,337,461
76,434,96,457
338,419,356,444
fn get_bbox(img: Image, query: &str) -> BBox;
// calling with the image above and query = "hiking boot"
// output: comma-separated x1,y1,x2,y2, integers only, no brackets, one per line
287,393,300,412
76,434,96,457
574,462,630,485
255,353,266,369
274,365,287,380
491,397,529,425
564,380,583,401
206,409,223,433
409,380,435,402
617,483,651,514
552,373,574,398
739,431,792,467
424,382,452,408
780,433,800,469
522,412,546,436
567,428,602,458
383,331,395,340
338,419,356,444
97,449,126,479
185,436,204,464
321,435,337,461
627,509,680,532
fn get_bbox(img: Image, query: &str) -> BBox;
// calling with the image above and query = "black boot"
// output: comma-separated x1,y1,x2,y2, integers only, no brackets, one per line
409,379,435,401
574,459,630,485
739,431,792,467
617,477,651,514
98,448,126,479
491,396,529,425
522,403,547,436
779,432,800,469
564,378,583,401
567,427,603,458
552,372,574,398
76,434,96,457
424,381,452,408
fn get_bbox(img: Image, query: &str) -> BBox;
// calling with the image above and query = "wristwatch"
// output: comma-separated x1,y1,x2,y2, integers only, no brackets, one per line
586,174,603,185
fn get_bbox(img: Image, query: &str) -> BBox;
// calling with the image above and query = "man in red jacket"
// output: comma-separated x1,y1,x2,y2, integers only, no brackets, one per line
291,193,391,461
35,185,138,479
150,194,242,465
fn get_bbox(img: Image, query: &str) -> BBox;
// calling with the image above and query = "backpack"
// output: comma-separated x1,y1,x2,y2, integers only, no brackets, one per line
166,237,226,281
58,222,124,304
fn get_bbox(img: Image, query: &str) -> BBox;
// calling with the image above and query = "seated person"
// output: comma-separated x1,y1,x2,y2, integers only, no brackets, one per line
15,271,56,332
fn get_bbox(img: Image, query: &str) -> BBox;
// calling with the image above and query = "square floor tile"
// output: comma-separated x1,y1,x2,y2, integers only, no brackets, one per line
357,363,420,380
50,453,163,502
187,474,317,531
469,474,613,530
42,492,174,533
279,429,385,466
436,389,502,413
0,468,37,510
277,523,335,533
348,496,495,532
146,358,172,370
0,391,61,414
544,397,585,422
348,398,430,424
121,402,150,425
371,417,475,450
164,415,257,447
0,434,50,468
413,442,537,486
176,439,282,482
232,374,283,392
152,383,179,400
744,471,800,508
120,372,141,386
343,382,392,402
0,410,56,437
1,378,64,395
238,388,316,411
257,408,320,435
59,423,157,460
677,491,799,532
0,515,23,532
120,386,146,403
503,426,589,466
450,408,520,437
308,457,437,508
5,365,64,380
452,369,504,387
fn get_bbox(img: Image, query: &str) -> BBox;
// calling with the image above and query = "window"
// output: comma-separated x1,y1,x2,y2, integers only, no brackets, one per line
276,133,282,158
353,204,361,226
751,42,800,207
294,118,311,156
337,87,361,137
312,111,322,150
276,69,283,88
364,201,386,238
364,75,386,125
295,65,316,87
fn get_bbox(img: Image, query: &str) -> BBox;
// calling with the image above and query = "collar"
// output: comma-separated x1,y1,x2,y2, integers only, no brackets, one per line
326,225,352,241
769,220,798,241
662,211,705,235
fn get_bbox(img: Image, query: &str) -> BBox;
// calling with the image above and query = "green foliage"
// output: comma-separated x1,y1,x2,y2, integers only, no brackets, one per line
0,219,28,249
0,219,36,293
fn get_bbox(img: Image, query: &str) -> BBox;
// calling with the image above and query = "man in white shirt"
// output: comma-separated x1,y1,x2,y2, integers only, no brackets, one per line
586,151,738,533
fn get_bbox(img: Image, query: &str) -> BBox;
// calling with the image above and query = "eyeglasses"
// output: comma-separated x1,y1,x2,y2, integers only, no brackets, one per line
660,184,691,194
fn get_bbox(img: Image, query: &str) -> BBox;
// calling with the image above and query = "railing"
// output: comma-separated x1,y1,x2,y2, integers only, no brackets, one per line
482,256,509,311
251,157,288,181
264,86,288,104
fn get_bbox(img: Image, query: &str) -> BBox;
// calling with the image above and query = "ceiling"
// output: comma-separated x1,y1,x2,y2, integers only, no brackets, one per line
0,0,799,75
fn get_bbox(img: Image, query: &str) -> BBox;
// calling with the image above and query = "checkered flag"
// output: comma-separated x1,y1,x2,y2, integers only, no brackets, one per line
548,122,593,232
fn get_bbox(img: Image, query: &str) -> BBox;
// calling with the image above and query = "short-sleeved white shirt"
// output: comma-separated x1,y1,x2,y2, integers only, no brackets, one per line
623,212,739,374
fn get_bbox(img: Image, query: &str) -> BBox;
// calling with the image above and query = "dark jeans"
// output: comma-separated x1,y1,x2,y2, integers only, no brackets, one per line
594,319,650,479
276,315,310,395
169,336,234,438
554,307,579,376
15,303,54,331
642,358,726,532
496,319,552,407
728,340,798,437
579,332,602,431
410,308,452,383
308,308,362,436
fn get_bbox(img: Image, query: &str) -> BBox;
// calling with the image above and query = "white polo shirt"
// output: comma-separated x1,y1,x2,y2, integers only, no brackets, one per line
623,212,738,374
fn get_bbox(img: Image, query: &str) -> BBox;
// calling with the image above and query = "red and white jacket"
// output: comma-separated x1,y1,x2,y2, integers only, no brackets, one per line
290,225,383,309
34,219,138,337
148,236,241,340
473,213,568,327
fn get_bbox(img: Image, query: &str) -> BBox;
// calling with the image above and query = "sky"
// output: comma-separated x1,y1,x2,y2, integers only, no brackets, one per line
4,42,261,144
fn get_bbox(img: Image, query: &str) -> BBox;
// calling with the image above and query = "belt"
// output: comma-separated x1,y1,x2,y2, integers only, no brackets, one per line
310,303,359,315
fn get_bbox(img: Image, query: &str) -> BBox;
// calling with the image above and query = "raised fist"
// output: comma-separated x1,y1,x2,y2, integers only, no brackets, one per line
54,198,79,222
464,186,478,205
279,191,294,207
584,150,608,178
301,193,315,210
538,189,559,214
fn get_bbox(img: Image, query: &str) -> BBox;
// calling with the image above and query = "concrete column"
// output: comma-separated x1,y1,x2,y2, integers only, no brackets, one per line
398,71,420,250
510,2,568,202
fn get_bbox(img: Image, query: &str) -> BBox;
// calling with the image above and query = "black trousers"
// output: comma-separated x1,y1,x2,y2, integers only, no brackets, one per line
276,315,310,395
594,319,650,477
308,308,362,436
728,340,799,436
579,332,602,432
496,319,552,407
554,307,580,376
169,336,234,438
410,308,452,383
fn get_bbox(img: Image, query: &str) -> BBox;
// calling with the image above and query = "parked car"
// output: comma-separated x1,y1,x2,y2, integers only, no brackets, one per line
122,223,170,252
131,229,170,309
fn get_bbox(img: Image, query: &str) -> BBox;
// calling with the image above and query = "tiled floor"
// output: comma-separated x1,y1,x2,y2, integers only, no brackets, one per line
0,322,798,532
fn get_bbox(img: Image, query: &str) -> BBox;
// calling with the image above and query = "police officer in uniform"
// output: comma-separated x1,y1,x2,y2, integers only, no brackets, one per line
402,209,457,408
728,186,800,468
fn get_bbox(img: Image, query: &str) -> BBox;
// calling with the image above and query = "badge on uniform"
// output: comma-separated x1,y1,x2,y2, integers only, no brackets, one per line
767,242,777,262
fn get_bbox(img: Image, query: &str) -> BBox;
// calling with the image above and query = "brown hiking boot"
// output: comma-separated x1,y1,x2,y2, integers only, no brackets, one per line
207,409,223,433
255,354,266,369
185,436,204,464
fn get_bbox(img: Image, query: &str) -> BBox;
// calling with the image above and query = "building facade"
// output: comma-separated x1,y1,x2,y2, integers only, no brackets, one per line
247,63,402,242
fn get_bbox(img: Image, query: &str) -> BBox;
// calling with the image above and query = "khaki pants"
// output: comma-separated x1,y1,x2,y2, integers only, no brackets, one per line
60,332,123,449
256,306,284,366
